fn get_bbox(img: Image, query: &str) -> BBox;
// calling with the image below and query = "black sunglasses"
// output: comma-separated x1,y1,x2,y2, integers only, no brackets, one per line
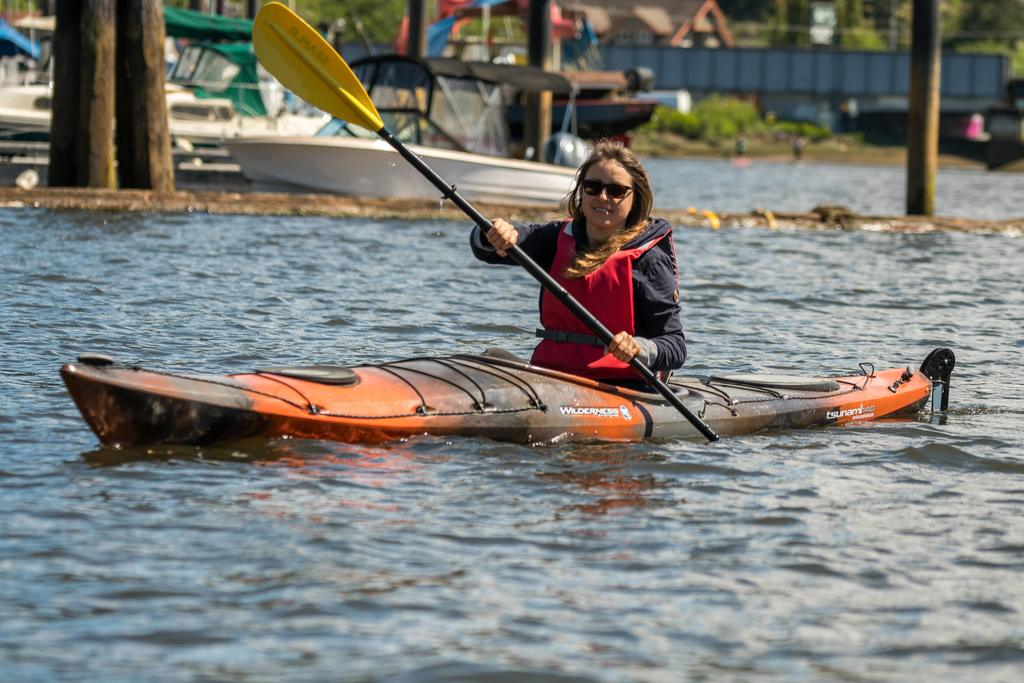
581,179,633,199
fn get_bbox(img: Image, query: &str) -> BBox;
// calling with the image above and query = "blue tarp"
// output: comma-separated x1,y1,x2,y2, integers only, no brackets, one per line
561,20,599,69
426,0,511,57
0,19,39,59
427,16,457,57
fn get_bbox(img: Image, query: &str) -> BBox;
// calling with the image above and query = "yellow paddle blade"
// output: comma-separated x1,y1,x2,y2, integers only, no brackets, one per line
253,2,384,132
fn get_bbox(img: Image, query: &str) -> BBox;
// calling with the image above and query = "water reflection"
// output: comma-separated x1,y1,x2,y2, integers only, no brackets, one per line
83,437,433,487
254,438,432,489
82,435,680,517
538,445,673,515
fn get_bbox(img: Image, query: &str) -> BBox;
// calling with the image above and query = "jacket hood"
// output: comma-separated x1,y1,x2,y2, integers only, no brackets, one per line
624,217,671,249
572,217,671,250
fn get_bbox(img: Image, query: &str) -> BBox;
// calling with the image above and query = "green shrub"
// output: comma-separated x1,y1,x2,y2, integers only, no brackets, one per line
641,98,836,145
644,107,702,138
703,116,738,142
772,120,831,141
839,26,887,50
691,96,761,142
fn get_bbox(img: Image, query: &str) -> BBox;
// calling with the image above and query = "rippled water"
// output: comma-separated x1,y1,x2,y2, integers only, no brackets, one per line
2,171,1024,681
646,157,1024,220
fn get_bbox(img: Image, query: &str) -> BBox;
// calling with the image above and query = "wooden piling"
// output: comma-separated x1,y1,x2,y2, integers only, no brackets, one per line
50,1,116,188
906,0,940,216
49,0,82,187
524,0,553,162
79,0,117,189
116,0,174,192
407,0,428,58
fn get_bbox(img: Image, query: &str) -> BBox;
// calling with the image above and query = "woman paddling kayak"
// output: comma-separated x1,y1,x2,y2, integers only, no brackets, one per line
471,141,686,385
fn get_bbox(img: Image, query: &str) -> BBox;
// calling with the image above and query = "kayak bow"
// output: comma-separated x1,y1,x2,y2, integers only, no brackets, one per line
61,348,954,446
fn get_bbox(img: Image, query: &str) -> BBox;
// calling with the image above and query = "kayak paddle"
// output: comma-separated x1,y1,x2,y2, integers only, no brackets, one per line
251,2,720,443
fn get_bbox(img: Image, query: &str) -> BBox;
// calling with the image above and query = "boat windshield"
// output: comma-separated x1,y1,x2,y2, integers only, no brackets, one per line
169,46,240,94
317,57,509,157
168,43,268,117
315,112,423,143
430,75,507,156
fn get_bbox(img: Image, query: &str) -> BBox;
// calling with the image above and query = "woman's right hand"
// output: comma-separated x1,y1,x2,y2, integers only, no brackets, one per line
485,218,518,257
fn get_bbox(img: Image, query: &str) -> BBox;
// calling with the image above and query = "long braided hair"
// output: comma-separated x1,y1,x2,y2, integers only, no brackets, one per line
561,140,654,279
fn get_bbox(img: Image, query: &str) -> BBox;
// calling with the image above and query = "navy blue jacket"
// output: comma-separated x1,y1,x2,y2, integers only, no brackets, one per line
470,218,687,371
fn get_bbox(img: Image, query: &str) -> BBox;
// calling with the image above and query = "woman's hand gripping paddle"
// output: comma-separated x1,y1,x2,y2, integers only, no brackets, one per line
252,2,720,443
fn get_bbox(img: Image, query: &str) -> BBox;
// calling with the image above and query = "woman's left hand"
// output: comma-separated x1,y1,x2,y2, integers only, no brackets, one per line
607,331,640,363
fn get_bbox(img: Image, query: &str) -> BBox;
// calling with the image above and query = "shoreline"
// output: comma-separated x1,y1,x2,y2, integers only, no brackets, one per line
2,187,1021,235
629,131,1023,172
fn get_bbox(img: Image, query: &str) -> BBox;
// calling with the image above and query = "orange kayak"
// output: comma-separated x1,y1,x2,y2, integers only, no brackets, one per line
61,348,954,446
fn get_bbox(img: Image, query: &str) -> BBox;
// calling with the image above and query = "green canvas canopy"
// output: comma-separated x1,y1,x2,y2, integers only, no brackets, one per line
170,42,266,117
201,43,263,116
164,6,252,42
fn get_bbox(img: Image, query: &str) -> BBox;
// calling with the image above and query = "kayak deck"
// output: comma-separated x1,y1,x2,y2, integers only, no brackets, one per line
61,349,954,446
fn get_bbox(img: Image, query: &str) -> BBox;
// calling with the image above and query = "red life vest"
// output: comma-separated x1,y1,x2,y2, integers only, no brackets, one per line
531,221,674,380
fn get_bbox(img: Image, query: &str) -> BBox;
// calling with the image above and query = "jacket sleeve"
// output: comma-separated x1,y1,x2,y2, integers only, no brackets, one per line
469,221,563,272
633,237,687,371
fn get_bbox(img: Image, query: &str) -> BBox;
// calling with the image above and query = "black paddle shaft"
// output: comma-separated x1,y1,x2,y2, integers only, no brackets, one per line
378,129,720,443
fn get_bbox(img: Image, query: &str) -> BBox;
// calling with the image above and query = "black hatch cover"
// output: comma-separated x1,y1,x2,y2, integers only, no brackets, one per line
257,366,359,386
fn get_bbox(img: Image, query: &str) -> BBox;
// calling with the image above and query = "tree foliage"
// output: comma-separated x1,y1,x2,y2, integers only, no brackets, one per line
163,0,407,44
716,0,777,22
289,0,407,44
764,0,1024,54
954,0,1024,39
768,0,884,49
943,0,1024,75
162,0,1024,68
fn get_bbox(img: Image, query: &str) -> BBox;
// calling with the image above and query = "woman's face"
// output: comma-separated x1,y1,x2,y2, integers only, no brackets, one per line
580,159,635,243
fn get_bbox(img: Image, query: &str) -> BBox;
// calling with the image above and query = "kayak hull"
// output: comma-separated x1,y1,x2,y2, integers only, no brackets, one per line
61,352,944,447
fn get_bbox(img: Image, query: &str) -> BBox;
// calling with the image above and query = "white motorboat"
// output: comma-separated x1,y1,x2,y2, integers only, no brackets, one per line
0,82,49,139
226,134,575,205
161,86,326,145
225,55,580,206
0,82,326,145
0,40,327,145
